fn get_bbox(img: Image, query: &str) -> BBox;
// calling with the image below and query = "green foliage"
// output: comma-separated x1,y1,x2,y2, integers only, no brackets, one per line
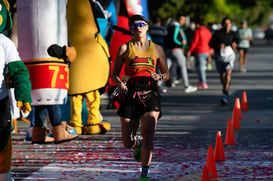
156,0,184,19
148,0,273,27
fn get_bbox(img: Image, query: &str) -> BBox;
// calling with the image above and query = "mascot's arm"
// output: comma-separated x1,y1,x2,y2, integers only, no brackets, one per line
47,44,77,63
8,61,32,113
96,33,110,58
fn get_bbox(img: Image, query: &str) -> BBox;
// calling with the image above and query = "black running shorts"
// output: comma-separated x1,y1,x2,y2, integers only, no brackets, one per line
117,89,161,120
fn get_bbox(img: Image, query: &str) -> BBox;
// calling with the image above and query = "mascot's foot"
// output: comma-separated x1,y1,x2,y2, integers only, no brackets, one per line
67,122,83,135
0,172,14,181
62,122,78,135
32,127,54,144
83,122,111,135
70,126,83,135
53,122,79,144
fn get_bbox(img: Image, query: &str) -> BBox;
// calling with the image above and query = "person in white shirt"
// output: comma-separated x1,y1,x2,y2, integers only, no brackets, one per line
237,20,252,73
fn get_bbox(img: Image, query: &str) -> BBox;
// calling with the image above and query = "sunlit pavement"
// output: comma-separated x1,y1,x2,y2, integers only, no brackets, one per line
11,40,273,180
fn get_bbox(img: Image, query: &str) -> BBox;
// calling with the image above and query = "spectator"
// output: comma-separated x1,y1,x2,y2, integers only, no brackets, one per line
148,17,168,48
165,14,197,93
207,22,218,71
237,20,252,73
148,17,168,93
187,18,212,89
185,21,196,51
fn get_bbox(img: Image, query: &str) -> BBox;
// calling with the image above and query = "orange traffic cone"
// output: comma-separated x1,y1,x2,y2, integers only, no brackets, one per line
241,91,249,111
232,98,241,129
205,145,218,179
201,165,209,181
225,119,236,145
214,131,225,161
236,97,242,120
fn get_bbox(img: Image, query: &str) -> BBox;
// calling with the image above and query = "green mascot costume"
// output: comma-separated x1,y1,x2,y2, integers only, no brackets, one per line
0,0,32,180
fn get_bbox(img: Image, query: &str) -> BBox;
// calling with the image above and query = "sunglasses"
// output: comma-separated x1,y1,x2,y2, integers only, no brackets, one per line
130,22,147,30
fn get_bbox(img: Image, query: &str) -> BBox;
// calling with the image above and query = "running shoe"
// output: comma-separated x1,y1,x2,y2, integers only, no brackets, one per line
240,67,247,73
174,79,181,85
198,83,208,89
221,94,228,105
184,86,197,93
133,144,142,162
202,83,208,89
140,177,149,181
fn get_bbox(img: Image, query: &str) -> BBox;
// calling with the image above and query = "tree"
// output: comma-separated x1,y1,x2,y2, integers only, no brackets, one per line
148,0,273,27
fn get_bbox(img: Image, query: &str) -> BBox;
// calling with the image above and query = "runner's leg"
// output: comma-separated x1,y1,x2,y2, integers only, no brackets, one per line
120,117,139,148
140,111,159,166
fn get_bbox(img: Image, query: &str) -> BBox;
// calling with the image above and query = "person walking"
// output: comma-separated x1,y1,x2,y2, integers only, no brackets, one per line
187,18,212,89
209,17,239,104
111,14,169,179
148,17,168,48
148,17,168,93
165,14,197,93
237,20,252,73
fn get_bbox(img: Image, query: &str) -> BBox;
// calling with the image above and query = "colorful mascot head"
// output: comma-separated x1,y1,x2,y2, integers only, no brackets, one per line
0,0,12,33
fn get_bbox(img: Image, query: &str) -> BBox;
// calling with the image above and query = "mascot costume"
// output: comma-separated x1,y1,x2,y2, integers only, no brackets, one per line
0,0,32,180
66,0,111,135
16,0,78,144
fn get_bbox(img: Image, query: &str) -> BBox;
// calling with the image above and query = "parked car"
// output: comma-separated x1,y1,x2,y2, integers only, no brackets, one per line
253,28,265,39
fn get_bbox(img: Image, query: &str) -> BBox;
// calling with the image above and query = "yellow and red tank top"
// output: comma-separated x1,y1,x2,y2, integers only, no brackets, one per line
125,40,157,78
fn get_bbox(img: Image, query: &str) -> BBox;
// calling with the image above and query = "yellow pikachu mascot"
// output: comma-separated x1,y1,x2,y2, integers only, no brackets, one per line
0,0,32,180
67,0,111,135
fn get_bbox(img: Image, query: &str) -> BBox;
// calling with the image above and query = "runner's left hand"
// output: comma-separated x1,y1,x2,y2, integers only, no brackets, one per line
151,72,161,81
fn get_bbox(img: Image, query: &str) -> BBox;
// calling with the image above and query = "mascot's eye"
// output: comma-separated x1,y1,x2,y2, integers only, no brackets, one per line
0,4,2,12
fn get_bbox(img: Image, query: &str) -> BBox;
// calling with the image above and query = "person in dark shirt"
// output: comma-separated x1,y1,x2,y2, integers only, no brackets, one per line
148,17,168,93
164,14,197,93
148,17,168,48
209,17,238,104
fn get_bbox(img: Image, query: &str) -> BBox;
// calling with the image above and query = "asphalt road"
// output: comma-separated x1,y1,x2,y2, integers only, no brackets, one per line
12,39,273,180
